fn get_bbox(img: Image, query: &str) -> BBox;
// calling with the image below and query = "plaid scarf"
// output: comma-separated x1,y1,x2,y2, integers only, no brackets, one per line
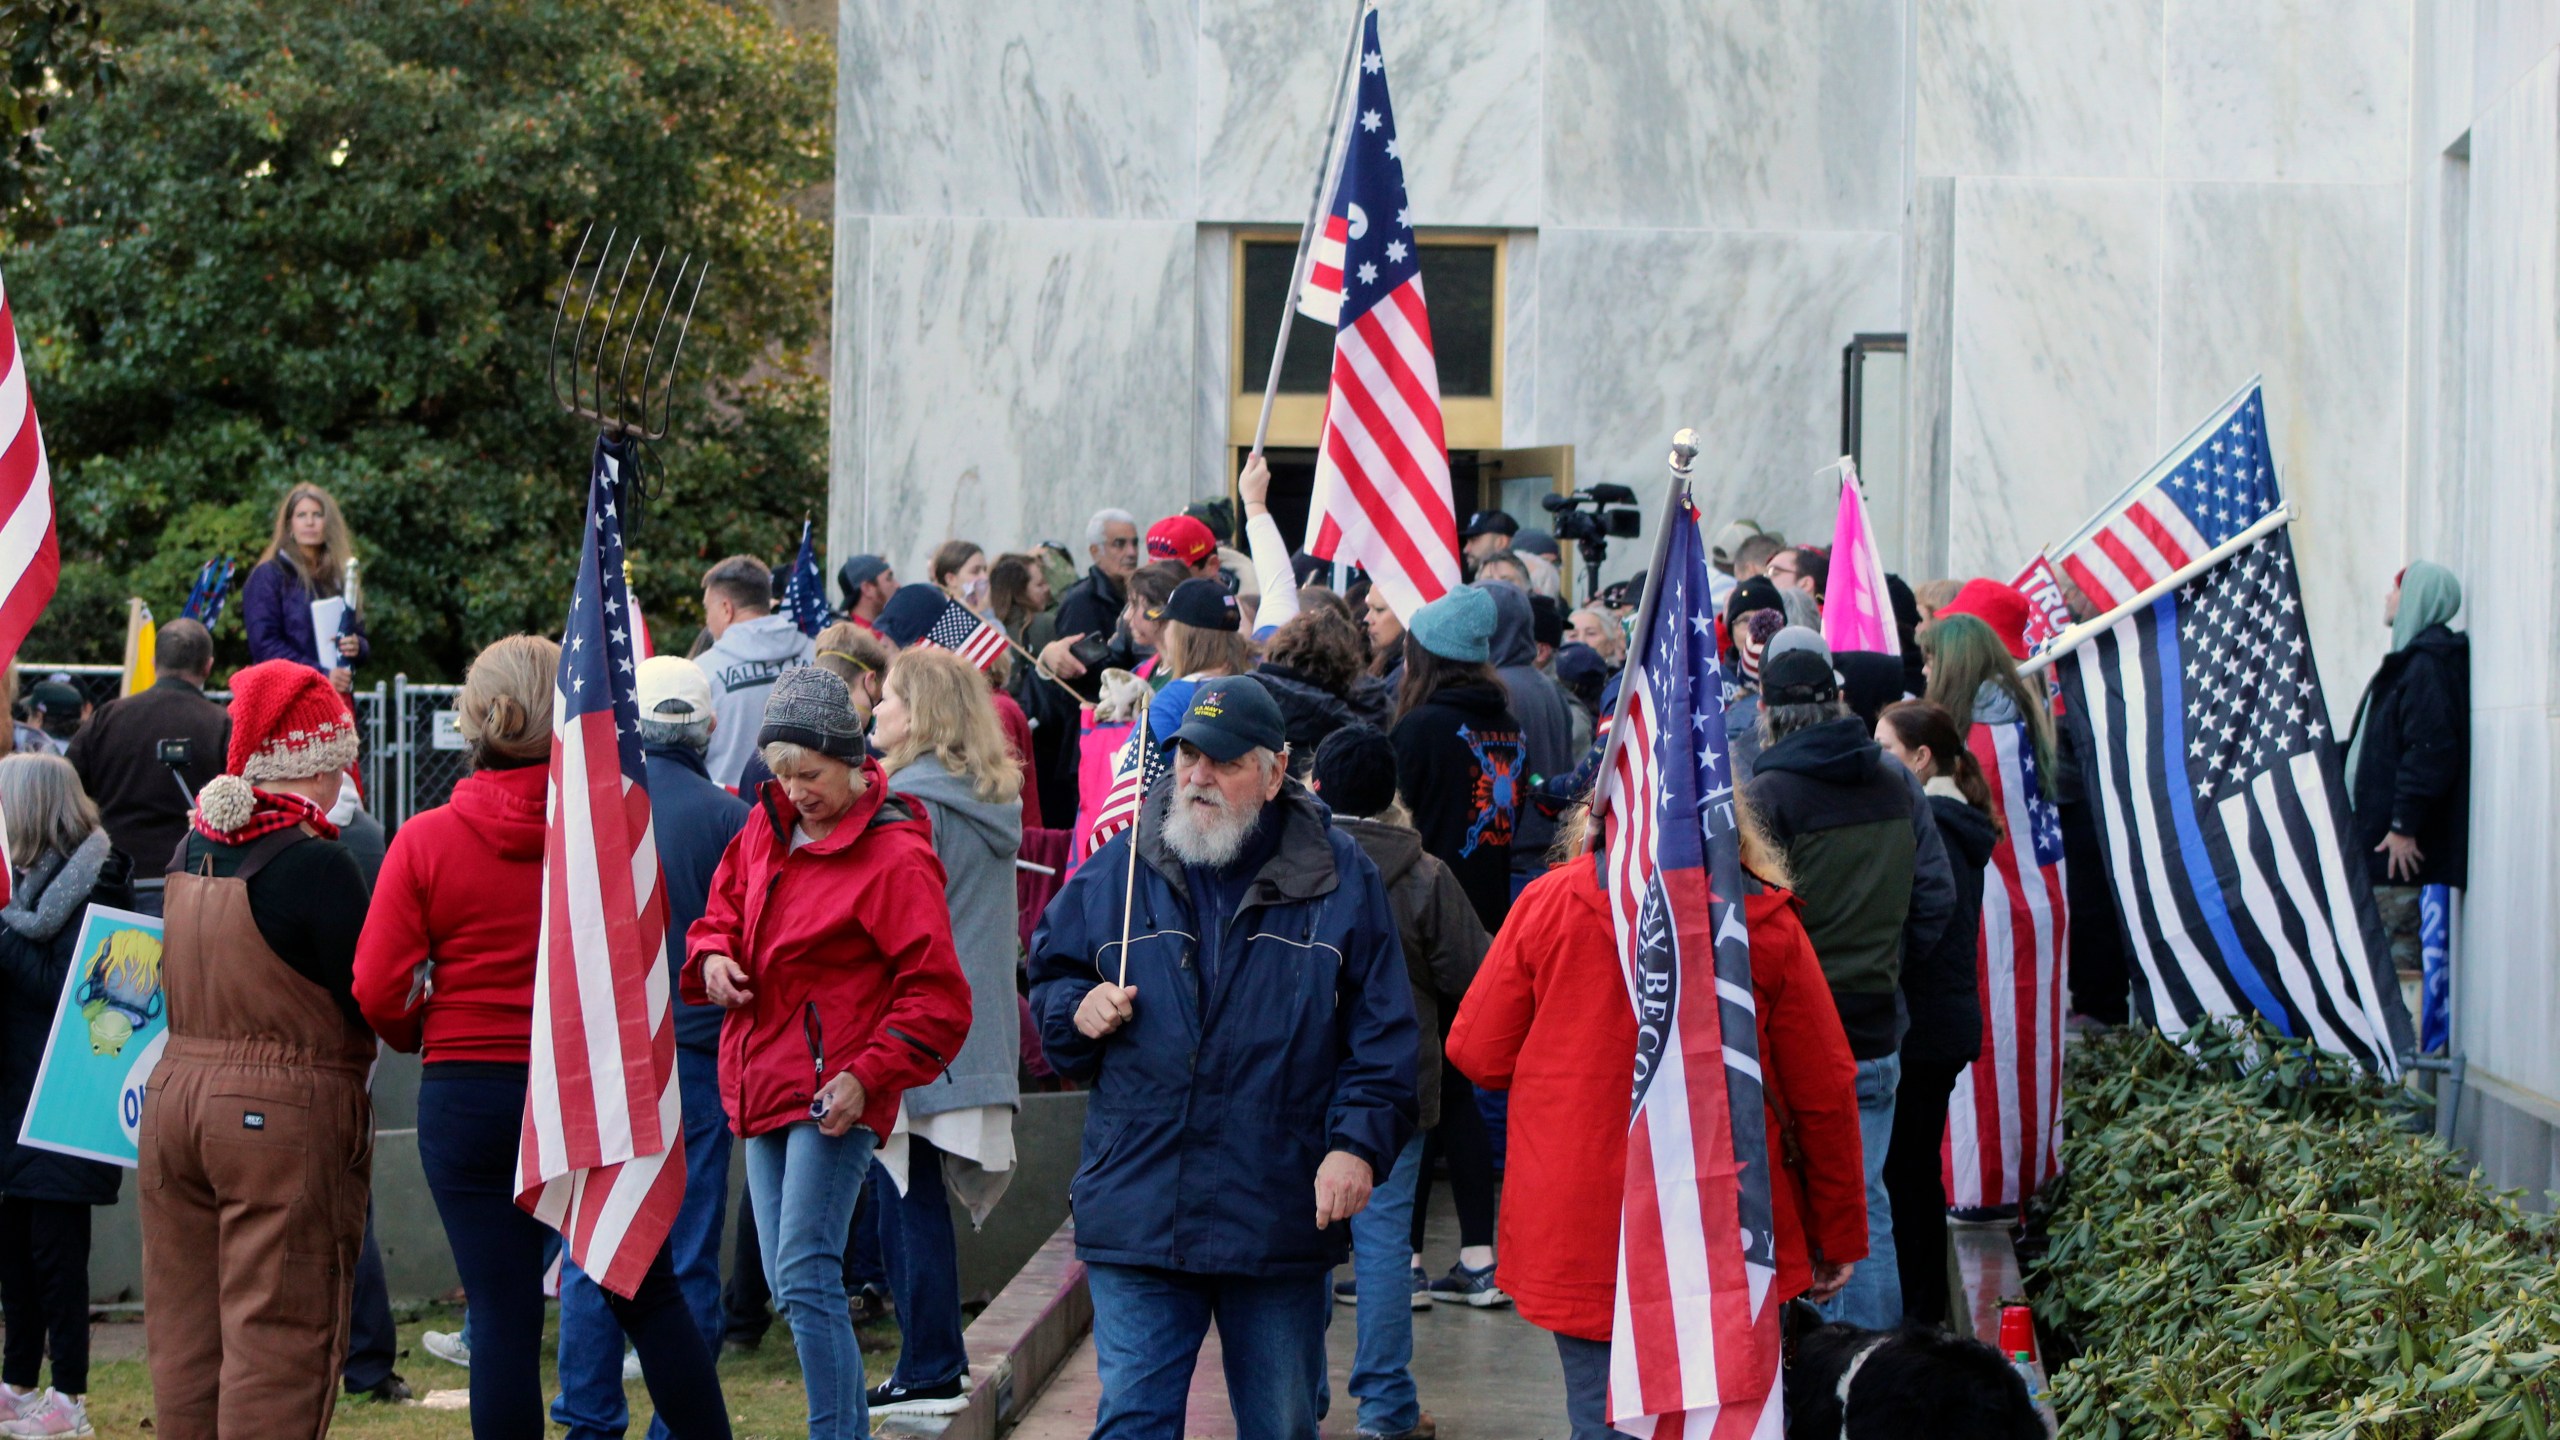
191,781,340,847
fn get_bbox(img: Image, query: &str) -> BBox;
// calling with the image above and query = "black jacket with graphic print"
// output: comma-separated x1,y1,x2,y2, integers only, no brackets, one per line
1390,682,1525,932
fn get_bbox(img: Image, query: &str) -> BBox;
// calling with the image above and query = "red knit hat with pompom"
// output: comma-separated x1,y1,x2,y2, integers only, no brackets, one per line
196,661,359,833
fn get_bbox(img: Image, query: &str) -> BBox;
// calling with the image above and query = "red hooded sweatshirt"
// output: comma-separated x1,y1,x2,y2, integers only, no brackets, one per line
682,760,973,1143
1446,861,1869,1342
354,763,550,1062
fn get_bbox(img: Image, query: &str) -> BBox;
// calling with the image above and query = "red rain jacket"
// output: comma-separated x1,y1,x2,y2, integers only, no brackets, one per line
1446,862,1869,1342
682,759,973,1143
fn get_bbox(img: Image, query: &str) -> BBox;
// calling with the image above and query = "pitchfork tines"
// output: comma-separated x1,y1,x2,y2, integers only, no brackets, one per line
547,224,709,442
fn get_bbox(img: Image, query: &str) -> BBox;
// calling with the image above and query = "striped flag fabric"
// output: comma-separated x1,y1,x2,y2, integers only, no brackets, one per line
516,435,687,1299
1077,707,1165,862
0,268,59,669
1818,464,1895,656
2055,382,2280,613
1594,499,1779,1438
2053,527,2411,1074
1296,7,1459,622
920,596,1008,672
1942,721,2069,1209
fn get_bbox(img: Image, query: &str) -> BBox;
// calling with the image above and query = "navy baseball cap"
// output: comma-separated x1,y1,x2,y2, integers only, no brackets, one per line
1167,675,1287,762
1460,509,1518,540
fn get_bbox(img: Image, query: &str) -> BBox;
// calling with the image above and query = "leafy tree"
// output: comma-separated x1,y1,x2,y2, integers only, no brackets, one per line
10,0,831,680
0,0,118,217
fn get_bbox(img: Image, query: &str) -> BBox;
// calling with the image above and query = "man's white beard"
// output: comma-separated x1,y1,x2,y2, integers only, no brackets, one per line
1162,781,1260,868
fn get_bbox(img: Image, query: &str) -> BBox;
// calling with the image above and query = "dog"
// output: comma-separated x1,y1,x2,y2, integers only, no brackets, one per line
1782,1301,2047,1440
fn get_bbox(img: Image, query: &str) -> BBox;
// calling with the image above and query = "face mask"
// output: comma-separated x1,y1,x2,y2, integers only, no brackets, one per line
963,577,989,606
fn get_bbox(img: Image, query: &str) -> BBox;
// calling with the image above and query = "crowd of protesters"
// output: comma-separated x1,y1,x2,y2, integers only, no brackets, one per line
0,470,2464,1440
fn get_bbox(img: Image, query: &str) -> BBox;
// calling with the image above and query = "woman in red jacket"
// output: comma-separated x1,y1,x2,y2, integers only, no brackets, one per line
683,666,971,1440
353,636,730,1440
1446,807,1867,1440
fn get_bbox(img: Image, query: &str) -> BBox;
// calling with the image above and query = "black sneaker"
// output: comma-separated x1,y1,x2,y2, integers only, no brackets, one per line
347,1373,412,1403
1948,1204,2019,1227
866,1374,970,1416
1426,1261,1511,1309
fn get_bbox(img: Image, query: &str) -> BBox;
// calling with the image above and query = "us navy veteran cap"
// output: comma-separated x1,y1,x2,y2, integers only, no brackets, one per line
1166,674,1286,762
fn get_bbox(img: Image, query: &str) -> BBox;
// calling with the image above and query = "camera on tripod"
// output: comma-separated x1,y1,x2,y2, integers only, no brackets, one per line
1540,484,1643,599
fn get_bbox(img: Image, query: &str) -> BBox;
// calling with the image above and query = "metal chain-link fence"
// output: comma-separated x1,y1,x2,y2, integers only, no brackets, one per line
390,676,470,827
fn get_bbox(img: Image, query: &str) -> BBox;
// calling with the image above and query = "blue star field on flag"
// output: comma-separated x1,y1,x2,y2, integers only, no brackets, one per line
783,518,833,638
559,436,648,787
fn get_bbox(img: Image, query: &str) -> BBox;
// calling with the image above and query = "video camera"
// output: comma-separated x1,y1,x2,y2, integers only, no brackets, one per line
1541,484,1644,600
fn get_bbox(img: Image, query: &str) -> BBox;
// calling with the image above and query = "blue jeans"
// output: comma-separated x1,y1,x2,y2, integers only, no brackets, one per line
1816,1052,1903,1330
1320,1136,1424,1434
554,1049,733,1440
875,1137,966,1389
745,1122,877,1440
1086,1262,1329,1440
1551,1332,1638,1440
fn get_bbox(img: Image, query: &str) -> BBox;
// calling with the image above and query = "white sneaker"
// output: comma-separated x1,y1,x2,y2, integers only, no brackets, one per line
422,1329,472,1368
0,1390,32,1425
622,1349,642,1382
0,1389,92,1438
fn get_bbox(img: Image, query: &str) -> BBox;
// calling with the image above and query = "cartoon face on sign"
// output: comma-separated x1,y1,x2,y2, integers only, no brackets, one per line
77,926,165,1056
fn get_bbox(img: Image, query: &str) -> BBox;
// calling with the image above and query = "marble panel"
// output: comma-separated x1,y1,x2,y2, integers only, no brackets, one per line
1547,0,1906,231
1196,0,1542,226
1534,228,1902,587
2163,0,2411,184
826,214,872,591
2158,182,2408,694
2474,0,2560,114
1193,225,1233,499
857,219,1198,582
1944,179,2162,581
2459,709,2560,1099
1915,0,2163,178
2420,0,2478,156
838,0,1194,219
1903,177,1957,578
1502,229,1538,444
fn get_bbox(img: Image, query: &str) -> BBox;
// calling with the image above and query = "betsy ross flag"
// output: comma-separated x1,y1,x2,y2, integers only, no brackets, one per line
1594,500,1779,1437
516,436,687,1298
919,596,1008,672
783,518,833,638
2056,381,2282,613
1297,6,1458,622
1943,721,2068,1209
2055,527,2410,1073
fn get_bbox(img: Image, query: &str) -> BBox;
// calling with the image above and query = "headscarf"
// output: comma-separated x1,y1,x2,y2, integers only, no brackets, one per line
2390,561,2461,654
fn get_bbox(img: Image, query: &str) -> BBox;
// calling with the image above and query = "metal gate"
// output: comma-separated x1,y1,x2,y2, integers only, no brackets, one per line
14,664,392,820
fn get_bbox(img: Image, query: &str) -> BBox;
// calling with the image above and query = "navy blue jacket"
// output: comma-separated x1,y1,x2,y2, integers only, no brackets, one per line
1029,781,1417,1277
242,554,369,672
646,742,750,1052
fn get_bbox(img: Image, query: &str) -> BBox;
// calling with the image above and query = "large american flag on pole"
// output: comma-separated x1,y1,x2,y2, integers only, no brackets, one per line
2055,380,2281,613
1297,6,1459,622
1943,721,2068,1209
1595,498,1779,1439
0,267,59,669
2053,526,2411,1073
516,436,687,1298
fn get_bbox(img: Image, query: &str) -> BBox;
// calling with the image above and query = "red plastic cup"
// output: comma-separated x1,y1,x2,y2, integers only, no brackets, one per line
1998,1302,2038,1362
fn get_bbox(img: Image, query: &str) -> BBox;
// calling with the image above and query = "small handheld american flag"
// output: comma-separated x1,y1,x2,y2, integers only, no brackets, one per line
1080,703,1165,860
919,596,1008,673
516,435,687,1299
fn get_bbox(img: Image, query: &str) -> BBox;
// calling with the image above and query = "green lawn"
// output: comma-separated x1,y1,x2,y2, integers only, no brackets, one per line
78,1302,901,1439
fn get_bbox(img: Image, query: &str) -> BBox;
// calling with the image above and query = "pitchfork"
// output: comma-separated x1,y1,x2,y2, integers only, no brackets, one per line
546,224,710,445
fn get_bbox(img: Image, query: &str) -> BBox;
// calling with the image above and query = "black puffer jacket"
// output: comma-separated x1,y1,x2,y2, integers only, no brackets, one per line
1902,784,1995,1070
2347,623,2469,888
1257,662,1392,777
0,830,137,1205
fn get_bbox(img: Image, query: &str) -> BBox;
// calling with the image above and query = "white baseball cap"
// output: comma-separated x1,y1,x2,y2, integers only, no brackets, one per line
636,655,715,724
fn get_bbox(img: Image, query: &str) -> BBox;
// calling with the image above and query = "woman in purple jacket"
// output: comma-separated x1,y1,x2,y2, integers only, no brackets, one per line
241,484,369,695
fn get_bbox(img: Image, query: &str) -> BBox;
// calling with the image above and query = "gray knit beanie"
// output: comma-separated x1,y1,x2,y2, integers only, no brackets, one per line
757,665,867,761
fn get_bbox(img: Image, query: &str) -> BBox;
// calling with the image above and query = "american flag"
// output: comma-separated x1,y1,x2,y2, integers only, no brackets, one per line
0,267,59,668
919,596,1008,673
515,435,688,1299
1594,497,1779,1438
782,518,833,638
2056,382,2282,613
2054,528,2411,1074
1296,7,1459,622
1078,706,1165,861
1942,721,2068,1209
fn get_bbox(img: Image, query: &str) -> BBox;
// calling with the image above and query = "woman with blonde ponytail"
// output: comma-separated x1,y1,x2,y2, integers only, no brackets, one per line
354,636,732,1440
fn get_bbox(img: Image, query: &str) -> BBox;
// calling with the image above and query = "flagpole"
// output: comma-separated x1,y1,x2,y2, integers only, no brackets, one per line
1586,428,1699,837
1246,0,1371,460
2019,504,2297,678
1115,700,1151,990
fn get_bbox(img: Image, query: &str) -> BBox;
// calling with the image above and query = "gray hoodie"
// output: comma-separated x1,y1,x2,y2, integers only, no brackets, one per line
696,613,815,787
1477,581,1575,870
887,753,1024,1119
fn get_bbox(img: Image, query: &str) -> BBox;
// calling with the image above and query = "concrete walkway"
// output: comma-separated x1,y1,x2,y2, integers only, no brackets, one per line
1010,1190,1572,1439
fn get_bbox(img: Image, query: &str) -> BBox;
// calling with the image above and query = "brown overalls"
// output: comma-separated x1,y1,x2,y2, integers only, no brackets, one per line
138,830,376,1440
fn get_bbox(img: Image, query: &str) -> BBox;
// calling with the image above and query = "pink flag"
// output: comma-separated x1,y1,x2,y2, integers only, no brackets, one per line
1820,462,1895,655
